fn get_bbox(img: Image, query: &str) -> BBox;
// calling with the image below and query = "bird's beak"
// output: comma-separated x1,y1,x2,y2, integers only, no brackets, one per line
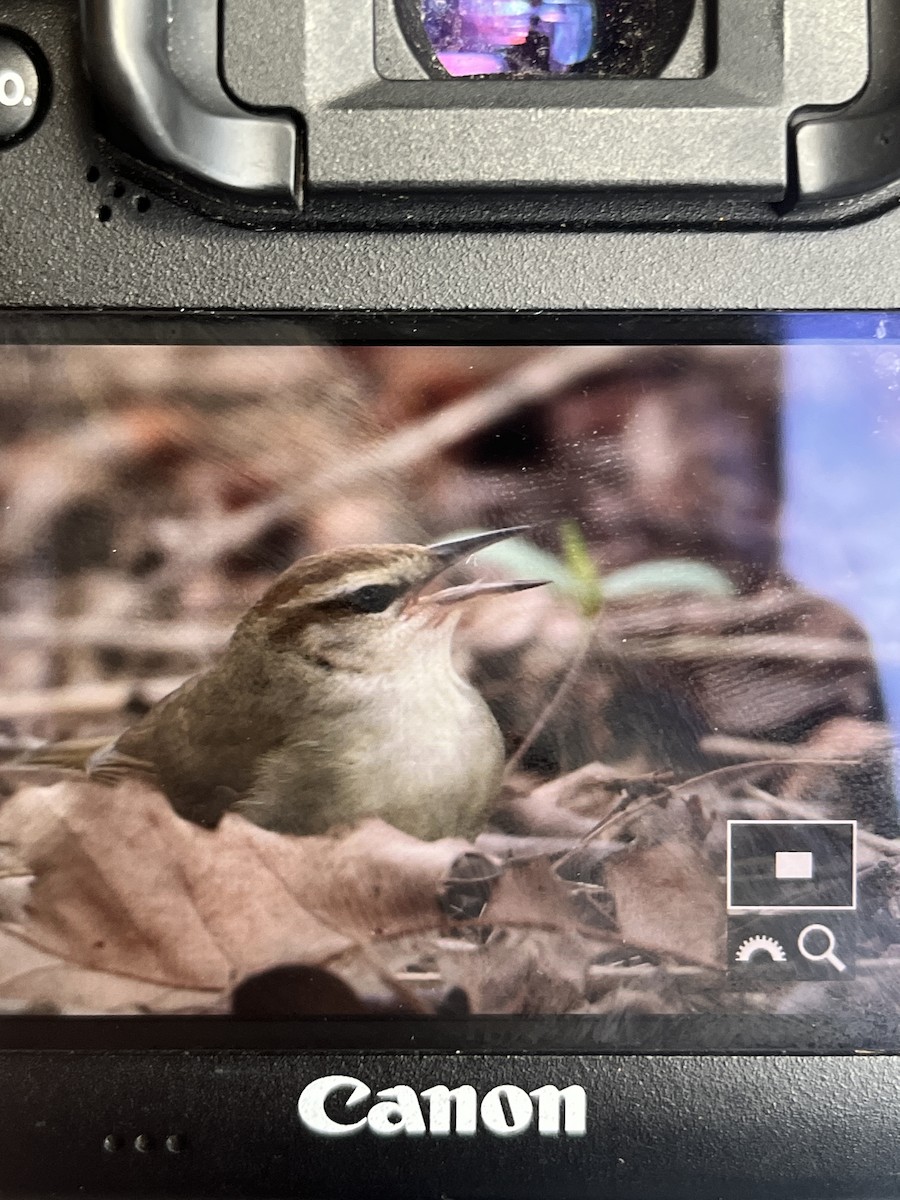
420,578,548,607
426,526,533,565
412,527,548,611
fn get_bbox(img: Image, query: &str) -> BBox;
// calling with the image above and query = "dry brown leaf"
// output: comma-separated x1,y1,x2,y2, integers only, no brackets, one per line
0,926,217,1014
0,782,472,993
480,856,582,932
528,762,631,814
604,841,725,969
0,781,587,1016
492,764,626,838
253,815,474,944
0,871,33,924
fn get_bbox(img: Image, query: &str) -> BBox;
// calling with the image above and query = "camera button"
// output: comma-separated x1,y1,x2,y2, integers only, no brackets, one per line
0,32,42,145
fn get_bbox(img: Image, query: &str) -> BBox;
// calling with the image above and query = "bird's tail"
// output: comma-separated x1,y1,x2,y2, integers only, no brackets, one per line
16,738,111,772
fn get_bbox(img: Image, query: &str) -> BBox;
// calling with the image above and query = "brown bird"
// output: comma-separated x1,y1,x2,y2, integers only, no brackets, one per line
30,530,543,841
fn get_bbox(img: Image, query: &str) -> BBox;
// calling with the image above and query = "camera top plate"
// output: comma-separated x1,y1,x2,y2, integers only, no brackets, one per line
2,2,900,313
81,0,869,212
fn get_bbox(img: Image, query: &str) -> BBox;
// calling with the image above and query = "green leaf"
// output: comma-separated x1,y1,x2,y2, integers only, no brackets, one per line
452,534,571,586
443,528,599,615
447,529,733,616
603,559,736,600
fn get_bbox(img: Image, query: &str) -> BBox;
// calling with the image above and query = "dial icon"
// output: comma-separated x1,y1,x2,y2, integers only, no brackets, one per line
735,935,788,963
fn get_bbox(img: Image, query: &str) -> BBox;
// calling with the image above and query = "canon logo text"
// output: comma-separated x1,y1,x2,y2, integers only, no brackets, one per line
297,1075,587,1138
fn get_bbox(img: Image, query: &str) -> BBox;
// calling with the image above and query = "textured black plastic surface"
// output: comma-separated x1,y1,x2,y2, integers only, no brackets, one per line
1,1051,900,1199
73,0,900,223
0,0,899,311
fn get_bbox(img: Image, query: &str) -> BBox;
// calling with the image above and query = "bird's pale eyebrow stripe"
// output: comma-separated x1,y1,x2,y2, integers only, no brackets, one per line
272,576,414,614
251,547,423,616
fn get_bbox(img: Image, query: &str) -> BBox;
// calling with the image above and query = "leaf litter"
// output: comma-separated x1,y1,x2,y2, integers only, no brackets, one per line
0,762,743,1016
0,780,600,1014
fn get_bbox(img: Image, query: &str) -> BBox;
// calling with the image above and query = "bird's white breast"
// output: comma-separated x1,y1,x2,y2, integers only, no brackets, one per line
341,647,505,840
238,632,505,841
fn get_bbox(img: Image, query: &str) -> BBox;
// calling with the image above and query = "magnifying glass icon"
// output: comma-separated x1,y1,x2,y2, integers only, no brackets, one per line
798,923,847,973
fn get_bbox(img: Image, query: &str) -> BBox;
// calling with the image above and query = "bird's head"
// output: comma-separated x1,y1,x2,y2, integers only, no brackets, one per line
235,528,545,676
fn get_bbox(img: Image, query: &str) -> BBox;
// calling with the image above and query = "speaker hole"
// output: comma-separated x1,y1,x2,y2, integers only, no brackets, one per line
165,1134,185,1154
85,165,100,183
97,205,112,223
102,1134,122,1153
135,195,151,213
111,180,126,198
134,1133,152,1153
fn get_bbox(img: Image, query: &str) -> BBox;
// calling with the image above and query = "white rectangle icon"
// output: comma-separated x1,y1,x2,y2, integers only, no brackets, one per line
726,820,857,912
774,851,813,880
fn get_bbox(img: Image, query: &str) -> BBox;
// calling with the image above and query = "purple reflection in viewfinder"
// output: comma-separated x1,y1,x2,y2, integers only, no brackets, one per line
437,51,509,74
423,0,597,76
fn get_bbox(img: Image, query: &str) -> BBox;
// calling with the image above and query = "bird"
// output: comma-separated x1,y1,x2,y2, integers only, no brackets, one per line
26,529,545,841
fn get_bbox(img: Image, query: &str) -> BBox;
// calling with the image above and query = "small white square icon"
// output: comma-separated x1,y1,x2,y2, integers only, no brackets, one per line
728,820,856,911
774,851,814,881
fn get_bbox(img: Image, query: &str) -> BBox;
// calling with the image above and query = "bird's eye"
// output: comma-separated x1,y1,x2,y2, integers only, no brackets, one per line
344,583,403,614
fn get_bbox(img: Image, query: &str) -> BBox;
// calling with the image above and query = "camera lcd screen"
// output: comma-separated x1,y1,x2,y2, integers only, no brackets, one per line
0,337,897,1047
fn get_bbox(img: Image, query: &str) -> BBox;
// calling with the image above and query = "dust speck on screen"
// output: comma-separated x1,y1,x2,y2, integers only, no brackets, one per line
0,340,896,1039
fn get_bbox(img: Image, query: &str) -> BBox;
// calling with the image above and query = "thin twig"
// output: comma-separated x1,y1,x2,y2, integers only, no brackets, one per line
353,944,434,1015
0,614,228,656
671,758,863,796
295,346,647,506
394,971,443,985
605,587,829,636
741,784,900,859
0,676,185,721
504,623,595,779
475,832,624,863
587,963,717,982
611,632,896,665
700,733,881,762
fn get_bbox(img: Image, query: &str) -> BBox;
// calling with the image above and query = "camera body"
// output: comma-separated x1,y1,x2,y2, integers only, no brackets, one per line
2,3,900,1199
1,0,900,315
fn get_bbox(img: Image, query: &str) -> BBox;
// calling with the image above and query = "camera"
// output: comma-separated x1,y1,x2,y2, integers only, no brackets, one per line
2,2,900,1198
